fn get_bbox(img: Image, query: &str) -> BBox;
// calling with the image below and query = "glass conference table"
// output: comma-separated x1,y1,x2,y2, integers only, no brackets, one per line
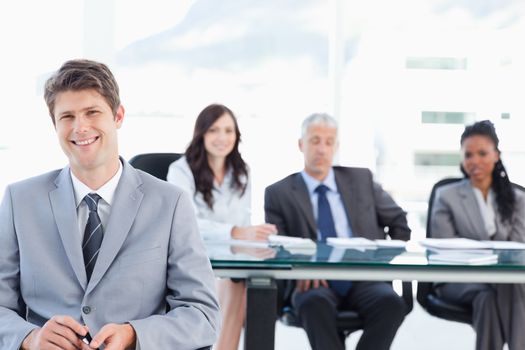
205,240,525,350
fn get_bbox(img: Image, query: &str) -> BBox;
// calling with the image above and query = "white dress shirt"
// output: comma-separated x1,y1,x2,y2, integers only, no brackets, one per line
300,168,353,239
71,161,123,237
167,156,251,240
471,185,497,237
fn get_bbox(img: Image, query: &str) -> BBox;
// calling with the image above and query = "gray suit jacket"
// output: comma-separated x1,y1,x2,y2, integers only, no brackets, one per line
264,166,411,241
430,179,525,242
0,160,220,349
430,179,525,349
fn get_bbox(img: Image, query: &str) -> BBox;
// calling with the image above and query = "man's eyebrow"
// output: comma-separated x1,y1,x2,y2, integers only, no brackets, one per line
58,105,101,116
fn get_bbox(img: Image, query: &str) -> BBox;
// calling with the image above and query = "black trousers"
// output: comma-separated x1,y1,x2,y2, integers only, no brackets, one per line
292,281,406,350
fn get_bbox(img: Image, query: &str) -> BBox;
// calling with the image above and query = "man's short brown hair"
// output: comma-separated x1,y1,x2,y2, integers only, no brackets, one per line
44,59,120,124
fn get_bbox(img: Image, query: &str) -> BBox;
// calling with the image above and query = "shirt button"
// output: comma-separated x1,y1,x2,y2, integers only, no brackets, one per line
82,306,91,314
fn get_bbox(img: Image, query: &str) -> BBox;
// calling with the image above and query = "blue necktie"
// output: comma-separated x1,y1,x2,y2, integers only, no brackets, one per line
315,184,352,296
82,193,103,282
315,184,337,241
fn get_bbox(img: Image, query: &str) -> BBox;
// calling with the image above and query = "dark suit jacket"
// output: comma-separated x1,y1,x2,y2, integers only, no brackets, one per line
264,167,410,312
264,167,410,241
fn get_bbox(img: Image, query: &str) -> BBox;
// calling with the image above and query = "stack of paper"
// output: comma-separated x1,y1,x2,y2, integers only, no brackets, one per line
428,250,498,265
327,237,377,249
420,238,490,250
268,235,316,249
375,239,407,248
420,238,525,251
327,237,407,249
487,241,525,250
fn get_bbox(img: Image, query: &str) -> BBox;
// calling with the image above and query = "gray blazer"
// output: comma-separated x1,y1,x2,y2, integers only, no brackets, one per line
430,179,525,242
264,166,411,241
0,160,220,349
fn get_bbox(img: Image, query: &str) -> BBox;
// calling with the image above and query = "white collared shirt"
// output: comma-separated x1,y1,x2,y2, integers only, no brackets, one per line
300,168,353,239
71,161,123,237
167,156,251,240
471,186,497,237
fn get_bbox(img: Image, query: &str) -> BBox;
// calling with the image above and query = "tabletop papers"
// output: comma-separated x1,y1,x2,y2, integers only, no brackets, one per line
420,238,490,250
326,237,407,249
267,235,317,249
428,250,498,265
488,241,525,250
420,238,525,250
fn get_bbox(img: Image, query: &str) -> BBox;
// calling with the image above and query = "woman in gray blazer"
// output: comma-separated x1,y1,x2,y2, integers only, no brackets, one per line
430,120,525,350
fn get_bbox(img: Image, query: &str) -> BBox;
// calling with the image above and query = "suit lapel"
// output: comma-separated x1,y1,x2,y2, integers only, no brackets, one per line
49,167,87,289
458,181,490,240
334,169,358,236
86,161,144,294
291,174,317,239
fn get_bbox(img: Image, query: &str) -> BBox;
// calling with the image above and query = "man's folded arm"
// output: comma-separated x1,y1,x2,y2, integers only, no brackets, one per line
371,180,411,240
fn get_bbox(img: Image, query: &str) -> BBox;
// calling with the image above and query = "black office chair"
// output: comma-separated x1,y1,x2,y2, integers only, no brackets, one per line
280,278,414,339
128,153,182,181
416,177,473,324
417,177,525,324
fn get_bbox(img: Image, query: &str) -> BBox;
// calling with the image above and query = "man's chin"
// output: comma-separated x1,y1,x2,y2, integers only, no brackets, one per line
70,158,100,171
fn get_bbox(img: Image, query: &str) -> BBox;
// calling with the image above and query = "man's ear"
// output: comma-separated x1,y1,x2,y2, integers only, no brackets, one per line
298,138,304,153
115,105,125,129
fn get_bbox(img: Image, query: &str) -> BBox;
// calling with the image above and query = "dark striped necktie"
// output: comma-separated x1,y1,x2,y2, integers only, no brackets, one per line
82,193,103,282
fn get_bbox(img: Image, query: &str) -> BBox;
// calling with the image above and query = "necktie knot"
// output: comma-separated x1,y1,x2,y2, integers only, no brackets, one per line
84,193,101,212
315,184,329,196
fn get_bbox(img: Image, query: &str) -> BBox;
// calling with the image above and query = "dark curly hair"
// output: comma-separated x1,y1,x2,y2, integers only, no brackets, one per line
185,104,248,209
460,120,515,224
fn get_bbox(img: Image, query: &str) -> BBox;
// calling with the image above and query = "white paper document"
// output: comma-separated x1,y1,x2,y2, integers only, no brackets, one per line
374,239,407,248
268,235,316,249
326,237,377,249
420,238,525,251
486,241,525,250
327,237,407,249
419,238,490,250
428,250,498,265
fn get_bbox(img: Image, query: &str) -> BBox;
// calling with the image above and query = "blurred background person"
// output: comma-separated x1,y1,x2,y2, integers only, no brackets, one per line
265,113,411,350
167,103,277,350
430,120,525,350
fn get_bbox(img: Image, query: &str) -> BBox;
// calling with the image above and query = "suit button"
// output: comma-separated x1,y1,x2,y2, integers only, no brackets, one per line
82,306,91,314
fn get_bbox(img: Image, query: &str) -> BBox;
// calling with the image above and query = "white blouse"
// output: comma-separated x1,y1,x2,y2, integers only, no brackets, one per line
167,156,251,240
471,185,497,237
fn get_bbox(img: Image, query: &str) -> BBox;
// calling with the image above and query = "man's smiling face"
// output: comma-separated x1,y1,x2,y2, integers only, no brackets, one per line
53,89,123,175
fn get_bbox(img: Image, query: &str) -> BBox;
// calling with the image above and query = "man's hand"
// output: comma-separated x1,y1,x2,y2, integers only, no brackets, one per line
21,315,90,350
295,279,329,293
90,323,136,350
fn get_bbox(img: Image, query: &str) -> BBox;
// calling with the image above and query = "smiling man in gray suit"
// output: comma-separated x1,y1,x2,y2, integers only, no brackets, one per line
265,113,411,350
0,59,220,350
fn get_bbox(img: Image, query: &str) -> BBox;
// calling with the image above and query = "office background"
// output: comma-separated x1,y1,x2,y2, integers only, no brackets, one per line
0,0,523,348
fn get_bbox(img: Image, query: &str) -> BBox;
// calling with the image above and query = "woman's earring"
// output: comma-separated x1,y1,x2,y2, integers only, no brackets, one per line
496,161,506,177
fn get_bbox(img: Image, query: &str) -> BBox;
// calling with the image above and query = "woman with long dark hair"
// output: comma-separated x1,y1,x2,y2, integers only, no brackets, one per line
167,103,276,350
430,120,525,350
